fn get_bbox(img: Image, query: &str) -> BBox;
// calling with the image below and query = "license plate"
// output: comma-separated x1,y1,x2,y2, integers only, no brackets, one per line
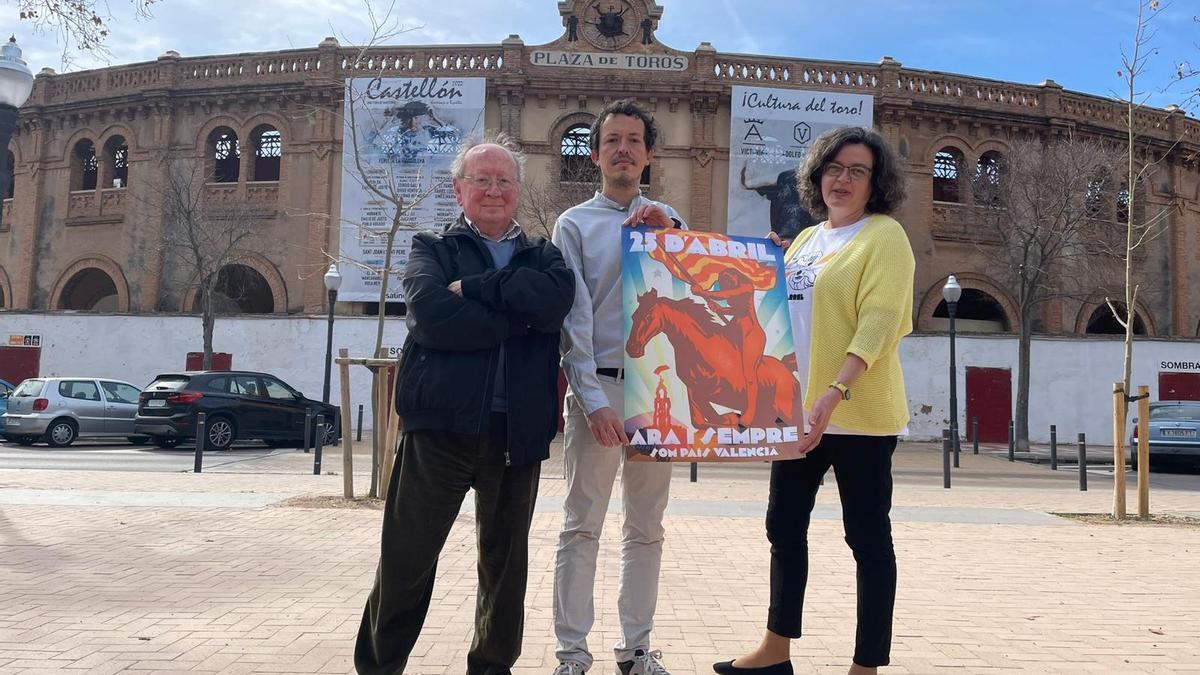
1161,428,1196,438
147,399,167,408
5,418,17,425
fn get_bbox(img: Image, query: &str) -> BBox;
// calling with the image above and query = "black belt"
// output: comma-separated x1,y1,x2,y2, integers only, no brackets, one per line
596,368,625,380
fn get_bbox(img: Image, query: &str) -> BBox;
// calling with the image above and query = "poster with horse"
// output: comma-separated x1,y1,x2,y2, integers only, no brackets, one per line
622,225,805,462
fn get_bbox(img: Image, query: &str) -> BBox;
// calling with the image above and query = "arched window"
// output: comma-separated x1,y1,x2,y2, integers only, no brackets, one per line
250,125,281,182
1085,172,1111,219
560,123,597,183
72,139,98,191
932,146,964,203
972,151,1003,206
1086,303,1146,335
58,268,119,311
933,288,1011,332
208,127,241,183
4,151,13,200
1116,185,1130,224
103,136,129,188
197,264,275,314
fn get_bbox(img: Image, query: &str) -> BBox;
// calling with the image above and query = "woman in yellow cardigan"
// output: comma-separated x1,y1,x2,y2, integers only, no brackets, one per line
714,127,914,675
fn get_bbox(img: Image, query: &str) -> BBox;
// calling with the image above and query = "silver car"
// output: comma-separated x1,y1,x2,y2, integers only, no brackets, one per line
1129,401,1200,470
1,377,148,447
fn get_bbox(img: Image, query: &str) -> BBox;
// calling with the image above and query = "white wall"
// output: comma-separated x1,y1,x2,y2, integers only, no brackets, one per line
902,333,1200,444
3,311,1199,441
0,312,409,430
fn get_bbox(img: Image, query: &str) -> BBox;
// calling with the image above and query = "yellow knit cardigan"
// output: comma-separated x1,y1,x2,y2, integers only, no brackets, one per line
784,214,915,434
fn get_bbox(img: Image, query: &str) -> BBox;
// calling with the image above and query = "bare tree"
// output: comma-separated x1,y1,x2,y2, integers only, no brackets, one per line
12,0,162,62
519,156,599,238
970,135,1126,451
155,158,262,370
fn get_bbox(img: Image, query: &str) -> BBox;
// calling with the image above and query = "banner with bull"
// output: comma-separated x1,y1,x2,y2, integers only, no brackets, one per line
727,85,873,239
621,225,805,462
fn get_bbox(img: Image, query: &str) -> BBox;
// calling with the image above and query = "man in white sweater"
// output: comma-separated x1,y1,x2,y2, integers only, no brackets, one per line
551,99,686,675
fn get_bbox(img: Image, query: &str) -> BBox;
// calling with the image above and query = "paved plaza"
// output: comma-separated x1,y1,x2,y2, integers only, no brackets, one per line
0,442,1198,674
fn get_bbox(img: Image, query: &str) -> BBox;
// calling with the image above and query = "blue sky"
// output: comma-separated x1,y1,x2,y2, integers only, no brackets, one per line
2,0,1196,110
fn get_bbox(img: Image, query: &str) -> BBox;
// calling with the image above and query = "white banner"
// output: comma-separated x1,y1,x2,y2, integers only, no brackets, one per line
726,86,873,239
338,77,486,302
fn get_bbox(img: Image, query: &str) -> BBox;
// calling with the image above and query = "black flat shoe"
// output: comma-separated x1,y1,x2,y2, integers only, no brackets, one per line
712,659,794,675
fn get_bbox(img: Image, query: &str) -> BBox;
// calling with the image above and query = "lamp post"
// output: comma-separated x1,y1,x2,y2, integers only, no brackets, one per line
0,37,34,230
322,263,342,404
943,275,962,465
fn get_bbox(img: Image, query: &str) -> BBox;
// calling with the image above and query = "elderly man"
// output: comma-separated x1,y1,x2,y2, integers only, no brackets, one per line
355,136,575,675
552,99,685,675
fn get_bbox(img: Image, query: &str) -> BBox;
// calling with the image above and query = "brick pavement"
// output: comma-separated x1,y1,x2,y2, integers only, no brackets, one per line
0,443,1198,674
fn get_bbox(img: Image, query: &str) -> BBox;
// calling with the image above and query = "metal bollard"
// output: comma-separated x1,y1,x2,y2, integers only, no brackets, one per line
314,414,325,476
303,408,314,453
953,423,960,469
1007,420,1015,461
972,416,979,455
942,428,951,489
1077,432,1087,491
1050,424,1058,470
194,412,206,474
689,461,697,482
356,404,364,442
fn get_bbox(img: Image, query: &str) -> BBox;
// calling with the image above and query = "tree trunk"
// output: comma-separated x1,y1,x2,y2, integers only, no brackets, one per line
1016,318,1032,452
202,289,215,370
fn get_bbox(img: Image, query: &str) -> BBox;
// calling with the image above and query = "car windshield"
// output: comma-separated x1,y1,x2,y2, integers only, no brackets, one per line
1149,404,1200,421
145,376,191,391
13,380,44,397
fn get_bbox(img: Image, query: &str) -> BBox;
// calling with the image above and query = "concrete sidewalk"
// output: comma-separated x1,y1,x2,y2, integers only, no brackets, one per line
1,443,1198,674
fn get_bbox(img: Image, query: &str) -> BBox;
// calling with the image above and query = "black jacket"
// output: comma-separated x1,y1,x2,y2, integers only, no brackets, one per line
394,216,575,465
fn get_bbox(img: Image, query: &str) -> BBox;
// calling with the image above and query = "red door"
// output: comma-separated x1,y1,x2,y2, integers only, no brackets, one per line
966,366,1011,443
185,352,233,370
1159,372,1200,401
0,346,40,384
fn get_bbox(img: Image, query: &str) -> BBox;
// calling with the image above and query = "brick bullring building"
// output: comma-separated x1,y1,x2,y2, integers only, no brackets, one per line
1,0,1198,338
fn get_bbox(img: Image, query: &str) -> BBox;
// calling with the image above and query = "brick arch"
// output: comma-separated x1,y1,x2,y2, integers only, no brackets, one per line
1074,296,1158,337
917,273,1019,332
49,255,130,312
96,123,138,153
193,115,245,153
0,265,12,308
547,110,598,147
242,112,291,145
181,253,288,313
57,128,100,166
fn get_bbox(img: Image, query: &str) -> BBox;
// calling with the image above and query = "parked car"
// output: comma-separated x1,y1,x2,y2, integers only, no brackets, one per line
1129,400,1200,469
1,377,149,447
134,371,340,451
0,378,14,415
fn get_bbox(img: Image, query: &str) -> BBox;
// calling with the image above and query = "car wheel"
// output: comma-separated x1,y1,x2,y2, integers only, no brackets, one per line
320,422,338,447
44,419,78,448
204,416,236,451
127,436,150,445
152,437,180,449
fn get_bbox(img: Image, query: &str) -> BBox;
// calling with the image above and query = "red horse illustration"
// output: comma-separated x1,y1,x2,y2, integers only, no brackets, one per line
625,288,799,428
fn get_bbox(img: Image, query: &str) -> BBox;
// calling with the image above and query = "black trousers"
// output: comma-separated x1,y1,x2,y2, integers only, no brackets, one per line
765,434,897,668
355,415,541,675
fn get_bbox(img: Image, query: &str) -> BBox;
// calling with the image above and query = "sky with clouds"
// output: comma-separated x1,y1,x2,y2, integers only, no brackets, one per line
1,0,1196,110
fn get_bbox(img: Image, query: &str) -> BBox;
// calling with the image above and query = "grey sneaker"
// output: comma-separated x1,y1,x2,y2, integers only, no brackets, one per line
617,649,670,675
554,661,587,675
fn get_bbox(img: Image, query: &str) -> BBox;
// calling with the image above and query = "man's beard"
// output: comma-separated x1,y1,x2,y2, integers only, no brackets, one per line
607,172,637,190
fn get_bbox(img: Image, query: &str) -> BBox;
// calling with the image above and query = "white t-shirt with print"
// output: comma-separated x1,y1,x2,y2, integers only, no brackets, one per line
785,217,884,436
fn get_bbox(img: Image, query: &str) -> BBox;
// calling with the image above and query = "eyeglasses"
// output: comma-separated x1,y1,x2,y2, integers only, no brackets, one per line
461,175,518,192
822,162,873,182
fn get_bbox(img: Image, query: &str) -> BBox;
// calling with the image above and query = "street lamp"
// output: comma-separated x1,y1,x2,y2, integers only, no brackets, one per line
321,263,342,404
943,275,963,466
0,36,34,230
